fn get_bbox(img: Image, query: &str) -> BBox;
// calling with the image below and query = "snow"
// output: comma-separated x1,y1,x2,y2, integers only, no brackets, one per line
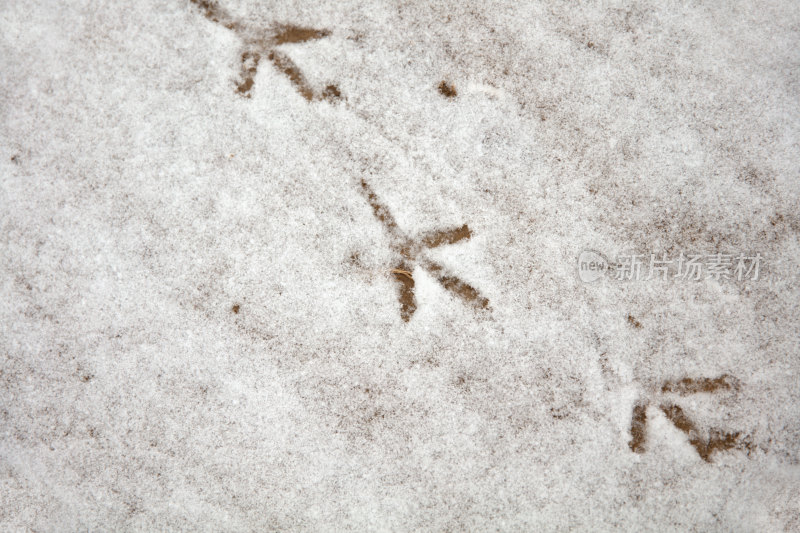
1,0,799,530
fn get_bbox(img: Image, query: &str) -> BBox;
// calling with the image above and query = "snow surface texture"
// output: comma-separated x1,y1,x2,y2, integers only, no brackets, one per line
1,0,799,530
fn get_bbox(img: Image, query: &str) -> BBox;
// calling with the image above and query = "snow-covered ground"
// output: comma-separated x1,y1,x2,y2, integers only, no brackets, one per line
2,0,799,530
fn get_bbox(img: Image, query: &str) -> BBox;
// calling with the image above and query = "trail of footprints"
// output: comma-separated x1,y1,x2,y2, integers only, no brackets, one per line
190,0,341,100
191,2,485,321
629,374,753,462
193,4,782,465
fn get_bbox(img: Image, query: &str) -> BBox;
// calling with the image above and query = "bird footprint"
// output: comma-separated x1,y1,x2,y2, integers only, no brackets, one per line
359,179,489,321
629,374,743,462
190,0,341,100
